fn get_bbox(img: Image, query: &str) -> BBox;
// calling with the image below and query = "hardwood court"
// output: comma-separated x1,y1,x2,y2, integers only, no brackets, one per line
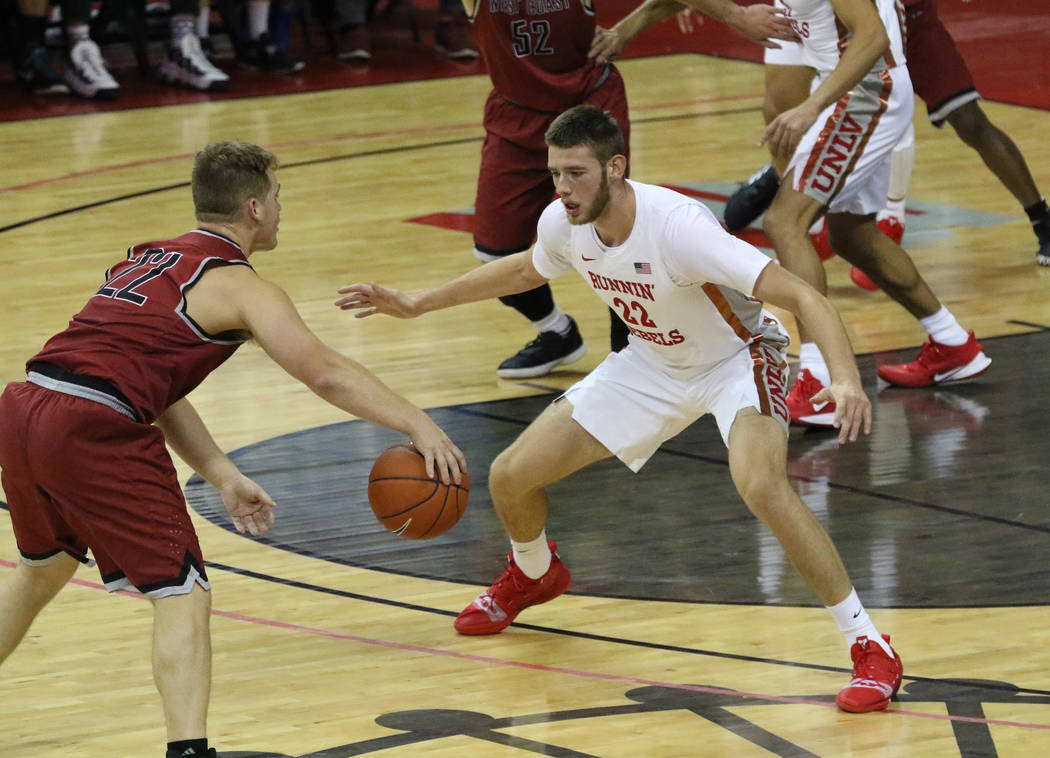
2,41,1050,758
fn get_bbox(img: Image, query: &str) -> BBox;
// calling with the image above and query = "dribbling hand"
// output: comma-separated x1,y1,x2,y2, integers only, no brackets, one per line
220,474,277,535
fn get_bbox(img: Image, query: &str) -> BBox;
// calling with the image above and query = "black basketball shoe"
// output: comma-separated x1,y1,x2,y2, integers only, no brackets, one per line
723,164,780,232
497,317,587,379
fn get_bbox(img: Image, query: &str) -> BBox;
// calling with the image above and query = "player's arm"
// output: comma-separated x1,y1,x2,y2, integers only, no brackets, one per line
335,251,548,319
590,0,684,63
680,0,799,47
155,397,277,535
761,0,888,158
751,261,871,443
185,265,466,484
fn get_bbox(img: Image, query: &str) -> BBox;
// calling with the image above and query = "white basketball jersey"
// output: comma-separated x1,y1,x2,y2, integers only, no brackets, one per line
782,0,906,76
532,180,787,379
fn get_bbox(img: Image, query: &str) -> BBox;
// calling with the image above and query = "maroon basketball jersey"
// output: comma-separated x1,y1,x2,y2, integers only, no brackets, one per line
470,0,610,112
31,230,251,423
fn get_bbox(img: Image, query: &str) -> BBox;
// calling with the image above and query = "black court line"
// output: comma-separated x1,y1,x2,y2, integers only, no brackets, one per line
204,558,1050,700
0,106,761,236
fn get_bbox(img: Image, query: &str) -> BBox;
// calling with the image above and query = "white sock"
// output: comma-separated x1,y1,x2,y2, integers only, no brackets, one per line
919,306,969,346
171,14,194,43
881,198,907,223
799,342,831,386
248,0,270,40
67,23,90,45
511,530,552,579
196,6,211,38
532,306,571,336
827,588,893,657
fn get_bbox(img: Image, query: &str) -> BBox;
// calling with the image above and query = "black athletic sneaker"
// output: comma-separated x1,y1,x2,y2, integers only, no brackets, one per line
17,45,69,95
1037,238,1050,266
164,747,216,757
723,164,780,232
238,33,305,74
497,317,587,379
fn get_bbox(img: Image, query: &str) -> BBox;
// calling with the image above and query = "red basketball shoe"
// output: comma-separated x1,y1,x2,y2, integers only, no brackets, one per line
850,217,904,292
811,223,836,261
836,634,903,713
786,369,836,427
877,331,991,388
454,541,571,635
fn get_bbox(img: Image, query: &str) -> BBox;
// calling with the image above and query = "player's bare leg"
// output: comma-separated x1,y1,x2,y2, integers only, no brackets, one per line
947,101,1041,210
152,583,212,741
764,64,813,178
0,553,79,663
825,212,941,319
488,397,612,541
727,408,851,605
454,398,610,634
723,65,814,232
762,180,828,321
728,408,902,712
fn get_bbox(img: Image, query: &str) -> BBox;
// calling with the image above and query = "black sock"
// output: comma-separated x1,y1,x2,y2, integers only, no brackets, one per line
1024,198,1050,243
498,284,556,322
167,738,209,757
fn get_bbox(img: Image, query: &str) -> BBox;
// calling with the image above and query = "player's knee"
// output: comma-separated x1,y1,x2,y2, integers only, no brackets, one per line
947,103,991,147
734,471,787,519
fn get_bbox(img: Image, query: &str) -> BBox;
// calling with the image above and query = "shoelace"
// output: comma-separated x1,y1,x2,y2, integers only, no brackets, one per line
852,639,895,680
914,339,945,369
488,559,526,594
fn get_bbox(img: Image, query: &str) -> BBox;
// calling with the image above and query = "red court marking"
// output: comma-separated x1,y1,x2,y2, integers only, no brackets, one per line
1,555,1048,732
0,92,764,197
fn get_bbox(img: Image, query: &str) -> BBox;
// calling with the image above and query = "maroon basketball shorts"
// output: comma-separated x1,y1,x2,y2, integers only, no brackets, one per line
0,382,209,598
472,71,630,259
905,0,979,126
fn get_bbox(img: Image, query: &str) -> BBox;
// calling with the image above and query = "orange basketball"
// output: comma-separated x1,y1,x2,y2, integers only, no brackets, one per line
367,444,469,539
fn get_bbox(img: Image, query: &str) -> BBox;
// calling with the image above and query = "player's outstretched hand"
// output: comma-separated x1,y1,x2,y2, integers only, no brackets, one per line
725,4,800,49
588,26,626,64
220,474,277,535
812,381,872,445
335,283,420,319
408,419,467,486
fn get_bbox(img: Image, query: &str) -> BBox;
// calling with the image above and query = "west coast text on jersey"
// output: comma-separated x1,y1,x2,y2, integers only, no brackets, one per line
489,0,574,15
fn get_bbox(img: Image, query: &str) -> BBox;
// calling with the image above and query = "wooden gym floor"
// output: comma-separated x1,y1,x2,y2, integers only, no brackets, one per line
2,4,1050,756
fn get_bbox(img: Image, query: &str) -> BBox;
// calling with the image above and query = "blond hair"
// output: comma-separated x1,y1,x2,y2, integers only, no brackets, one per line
192,140,278,222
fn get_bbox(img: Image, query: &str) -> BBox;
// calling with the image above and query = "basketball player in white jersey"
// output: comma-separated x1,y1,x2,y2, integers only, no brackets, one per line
758,0,990,427
337,104,904,713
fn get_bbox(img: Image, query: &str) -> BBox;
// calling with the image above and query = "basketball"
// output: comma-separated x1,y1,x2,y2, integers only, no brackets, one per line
368,444,469,539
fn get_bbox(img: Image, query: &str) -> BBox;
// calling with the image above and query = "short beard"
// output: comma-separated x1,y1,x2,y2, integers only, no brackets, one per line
569,170,611,226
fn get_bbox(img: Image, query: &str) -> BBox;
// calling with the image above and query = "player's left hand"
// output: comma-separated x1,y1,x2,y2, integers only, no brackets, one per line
589,26,627,64
760,101,820,160
812,381,872,444
220,474,277,535
725,4,800,48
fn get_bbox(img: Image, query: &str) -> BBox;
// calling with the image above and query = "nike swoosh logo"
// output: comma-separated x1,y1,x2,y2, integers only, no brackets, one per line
853,608,862,618
582,256,597,261
934,368,964,382
811,401,830,412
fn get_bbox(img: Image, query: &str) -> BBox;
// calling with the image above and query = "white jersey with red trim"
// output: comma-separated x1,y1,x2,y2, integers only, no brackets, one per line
532,180,787,379
783,0,906,76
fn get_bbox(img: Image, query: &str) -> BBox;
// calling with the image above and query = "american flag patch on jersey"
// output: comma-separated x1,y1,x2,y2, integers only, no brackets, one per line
634,262,652,274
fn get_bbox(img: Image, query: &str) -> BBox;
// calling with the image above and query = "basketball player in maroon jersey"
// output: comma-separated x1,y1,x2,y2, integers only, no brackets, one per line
463,0,795,379
0,141,465,758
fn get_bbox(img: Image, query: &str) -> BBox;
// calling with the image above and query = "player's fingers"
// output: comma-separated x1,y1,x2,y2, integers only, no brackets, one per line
354,308,378,319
